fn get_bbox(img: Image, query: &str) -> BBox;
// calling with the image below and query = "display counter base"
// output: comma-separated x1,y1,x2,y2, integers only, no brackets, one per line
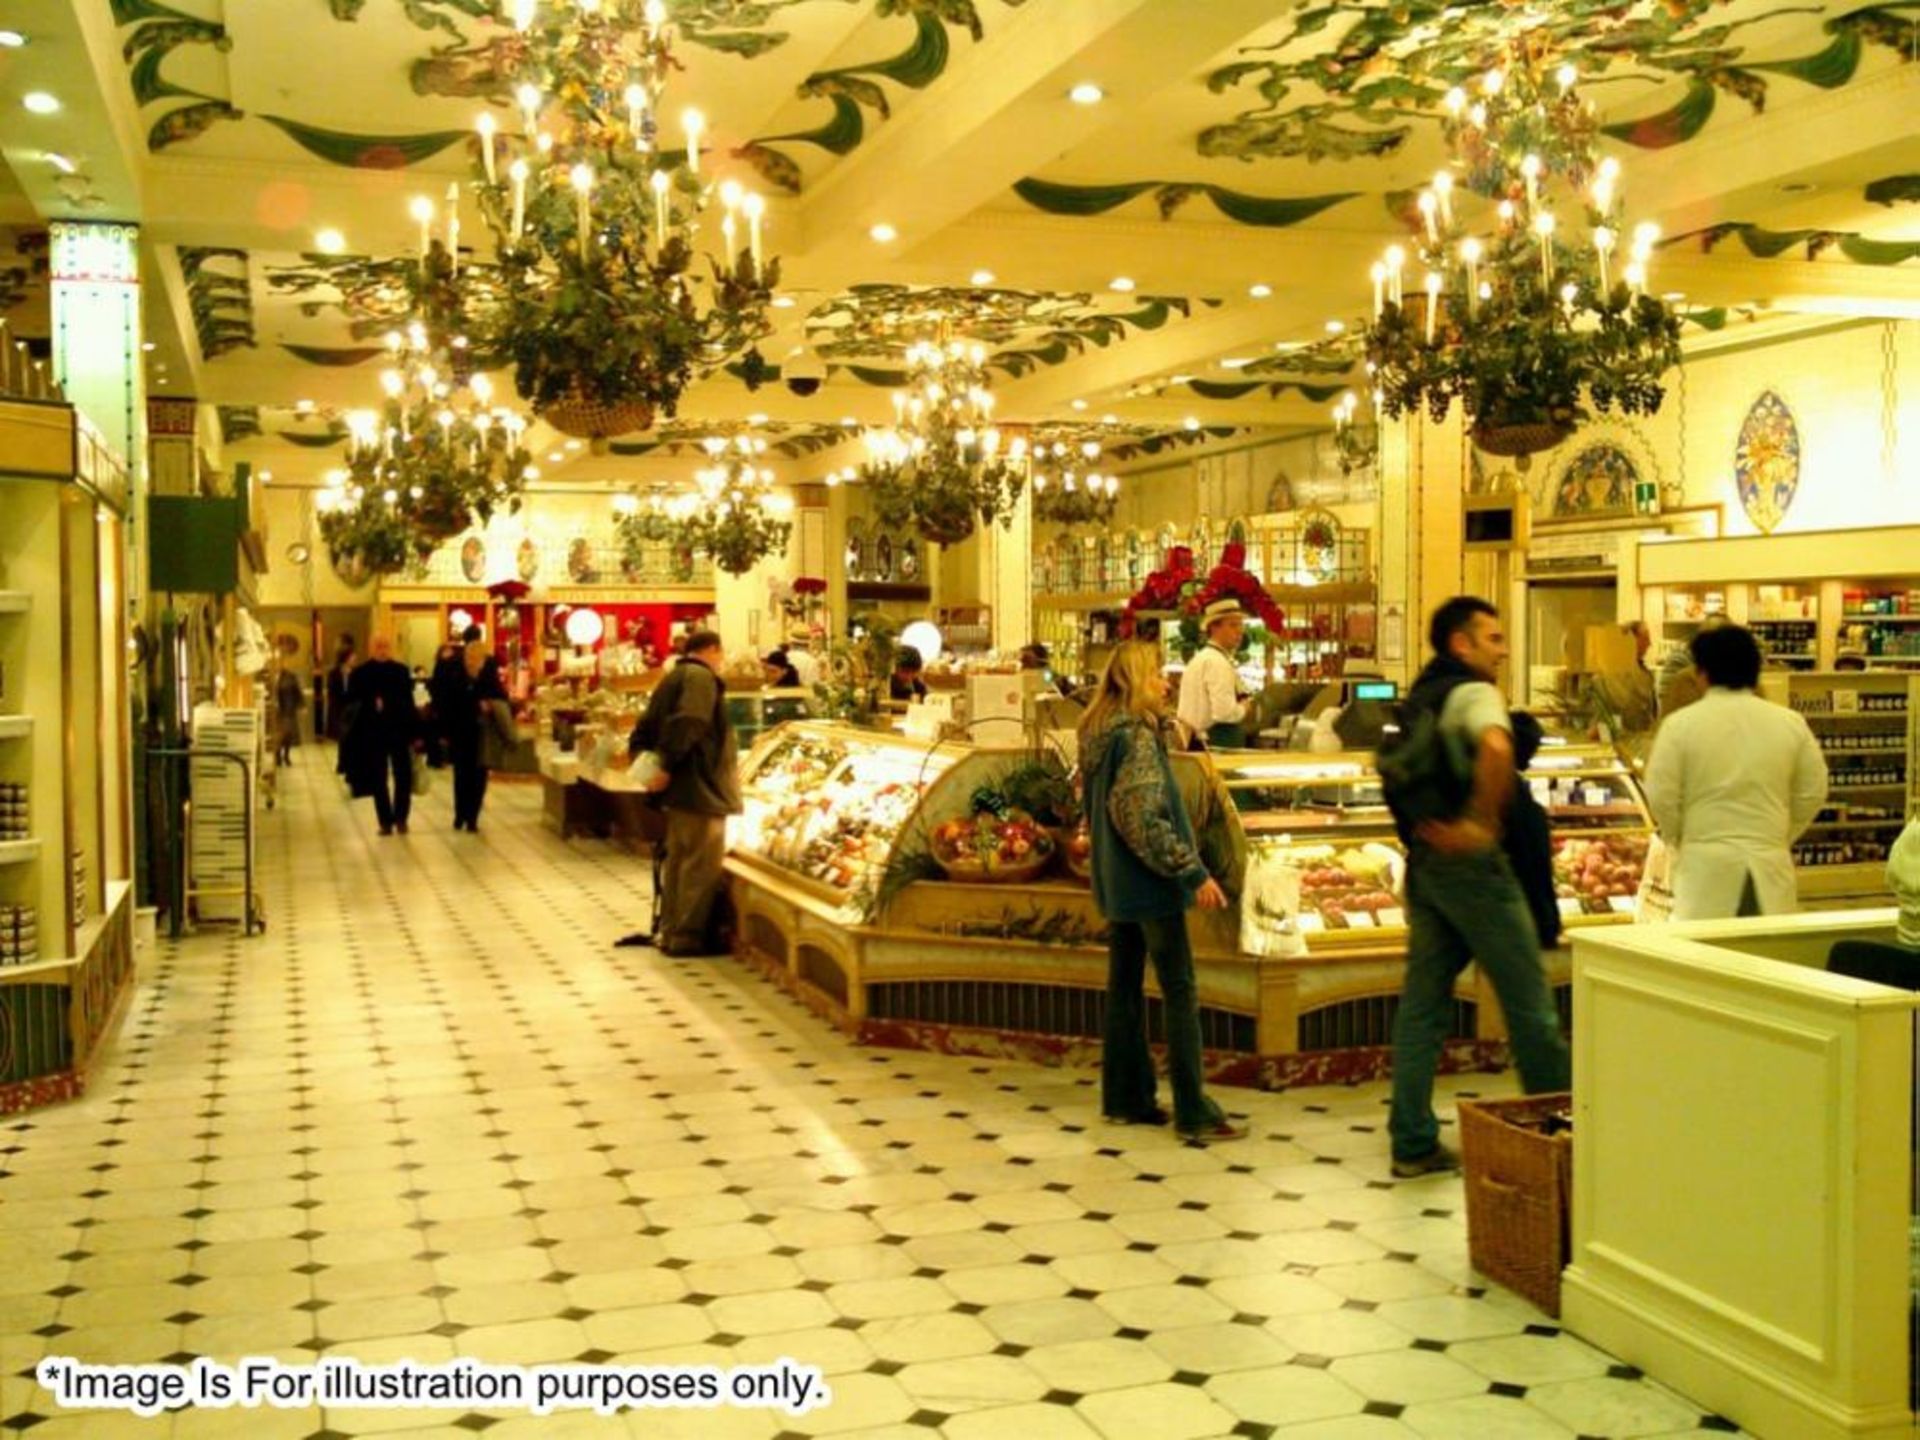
0,882,136,1115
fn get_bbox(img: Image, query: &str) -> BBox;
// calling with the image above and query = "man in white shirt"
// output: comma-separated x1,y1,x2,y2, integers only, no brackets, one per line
1644,623,1828,920
784,628,821,689
1176,600,1249,749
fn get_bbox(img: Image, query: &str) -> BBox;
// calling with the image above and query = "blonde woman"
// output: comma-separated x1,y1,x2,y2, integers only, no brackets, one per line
1079,639,1243,1142
447,638,508,832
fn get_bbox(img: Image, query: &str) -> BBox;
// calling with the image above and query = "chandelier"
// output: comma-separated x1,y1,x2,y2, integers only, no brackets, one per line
470,0,779,443
315,475,418,579
338,250,533,547
1361,39,1682,459
1330,391,1379,476
1030,439,1120,527
861,338,1026,545
682,435,794,575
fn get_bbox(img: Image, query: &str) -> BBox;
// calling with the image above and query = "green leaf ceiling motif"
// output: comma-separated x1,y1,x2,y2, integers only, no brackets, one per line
280,343,388,367
1866,174,1920,206
1196,2,1917,165
217,406,263,444
1012,177,1359,228
606,420,860,456
178,247,257,360
1670,222,1920,264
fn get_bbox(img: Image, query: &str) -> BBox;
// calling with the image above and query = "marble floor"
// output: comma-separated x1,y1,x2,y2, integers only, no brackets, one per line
0,752,1746,1439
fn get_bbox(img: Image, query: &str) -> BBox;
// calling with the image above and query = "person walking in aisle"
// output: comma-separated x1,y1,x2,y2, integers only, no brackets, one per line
1080,639,1244,1143
1176,599,1250,749
630,631,740,957
445,637,509,833
1384,598,1571,1178
325,633,356,745
274,657,304,766
342,634,418,836
1644,623,1828,920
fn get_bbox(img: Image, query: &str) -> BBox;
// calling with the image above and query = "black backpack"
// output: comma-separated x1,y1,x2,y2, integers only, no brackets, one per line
1376,689,1474,846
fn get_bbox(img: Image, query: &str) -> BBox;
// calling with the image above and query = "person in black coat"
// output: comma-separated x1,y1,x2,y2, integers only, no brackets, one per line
444,638,508,833
343,634,418,835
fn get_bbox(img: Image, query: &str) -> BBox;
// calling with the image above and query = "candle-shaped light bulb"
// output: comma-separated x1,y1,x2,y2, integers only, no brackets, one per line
1370,261,1386,318
1560,281,1579,318
1633,220,1660,251
1532,210,1556,284
1557,63,1577,91
1469,101,1487,127
743,191,765,273
381,369,403,398
476,112,497,185
1384,244,1405,305
624,83,646,136
1520,153,1541,212
508,158,527,238
1432,171,1454,228
1444,86,1466,116
511,0,535,30
1592,225,1614,293
1417,190,1438,244
644,0,667,25
1624,261,1646,298
650,168,670,247
1423,271,1441,344
570,163,593,257
1461,236,1482,315
470,374,492,404
681,108,704,174
1483,68,1504,96
1498,198,1515,229
409,194,433,257
515,82,541,129
444,181,460,273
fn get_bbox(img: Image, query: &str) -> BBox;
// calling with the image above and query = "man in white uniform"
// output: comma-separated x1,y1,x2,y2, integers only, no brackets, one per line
1644,623,1828,920
784,628,821,689
1176,600,1249,749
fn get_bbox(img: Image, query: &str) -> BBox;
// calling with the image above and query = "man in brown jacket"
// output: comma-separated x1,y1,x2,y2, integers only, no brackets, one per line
632,632,741,956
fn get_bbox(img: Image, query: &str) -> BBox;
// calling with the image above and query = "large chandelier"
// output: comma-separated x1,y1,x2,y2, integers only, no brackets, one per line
1030,438,1120,527
1362,39,1682,459
315,476,418,579
470,0,779,442
861,338,1026,545
682,435,794,575
339,261,534,547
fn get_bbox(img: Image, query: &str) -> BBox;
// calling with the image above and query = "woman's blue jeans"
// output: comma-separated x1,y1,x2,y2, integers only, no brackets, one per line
1103,915,1223,1132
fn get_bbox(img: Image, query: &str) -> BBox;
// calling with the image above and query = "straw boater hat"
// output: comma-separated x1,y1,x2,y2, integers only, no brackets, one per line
784,627,812,647
1201,598,1248,630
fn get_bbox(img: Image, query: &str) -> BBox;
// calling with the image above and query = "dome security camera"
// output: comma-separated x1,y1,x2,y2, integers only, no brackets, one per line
784,346,826,398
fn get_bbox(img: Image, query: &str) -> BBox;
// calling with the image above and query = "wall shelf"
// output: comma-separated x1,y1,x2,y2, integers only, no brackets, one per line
0,839,43,865
0,716,29,740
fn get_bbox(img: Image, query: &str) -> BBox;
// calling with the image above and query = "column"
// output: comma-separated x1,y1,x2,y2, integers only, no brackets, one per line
977,485,1033,652
1375,409,1467,686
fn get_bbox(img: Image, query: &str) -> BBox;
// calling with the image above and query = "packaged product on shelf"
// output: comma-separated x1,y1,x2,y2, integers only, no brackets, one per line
0,903,35,965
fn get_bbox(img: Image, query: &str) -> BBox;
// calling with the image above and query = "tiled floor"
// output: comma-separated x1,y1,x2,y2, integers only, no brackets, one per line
0,754,1745,1439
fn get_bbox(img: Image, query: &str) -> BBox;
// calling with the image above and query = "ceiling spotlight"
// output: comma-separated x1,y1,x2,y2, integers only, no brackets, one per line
1220,357,1254,369
1661,291,1688,303
771,295,797,308
1324,319,1346,334
295,398,315,413
314,228,346,254
140,341,157,353
22,92,60,115
840,416,858,428
45,153,77,175
970,268,995,286
548,450,565,463
1070,399,1088,411
0,30,27,47
747,412,769,425
1183,416,1200,431
1108,276,1136,293
1248,283,1272,299
564,438,584,450
1101,413,1117,424
1068,82,1105,105
869,223,897,244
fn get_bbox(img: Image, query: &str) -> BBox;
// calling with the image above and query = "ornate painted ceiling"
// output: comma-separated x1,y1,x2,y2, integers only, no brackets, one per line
0,0,1914,488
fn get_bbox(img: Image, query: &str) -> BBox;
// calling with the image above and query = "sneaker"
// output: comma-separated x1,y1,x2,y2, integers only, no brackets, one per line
1103,1107,1169,1127
1176,1119,1249,1144
1390,1144,1460,1179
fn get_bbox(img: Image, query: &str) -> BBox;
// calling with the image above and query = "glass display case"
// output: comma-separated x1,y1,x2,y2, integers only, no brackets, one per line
726,688,813,750
1212,741,1654,947
733,723,963,904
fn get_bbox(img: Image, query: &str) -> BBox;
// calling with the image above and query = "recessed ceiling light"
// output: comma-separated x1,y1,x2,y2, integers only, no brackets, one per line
1324,319,1346,334
45,153,76,175
141,341,156,353
1183,416,1200,431
1248,283,1272,299
548,450,565,462
970,268,995,286
771,295,797,308
869,223,897,244
1101,413,1117,424
1068,82,1105,105
295,398,315,413
524,466,541,480
564,438,584,450
1777,180,1817,195
1108,276,1136,293
1662,291,1688,303
314,228,346,254
1220,357,1255,369
1070,399,1088,411
1170,374,1193,384
840,416,858,427
22,92,60,115
0,30,27,47
156,377,169,386
259,470,274,482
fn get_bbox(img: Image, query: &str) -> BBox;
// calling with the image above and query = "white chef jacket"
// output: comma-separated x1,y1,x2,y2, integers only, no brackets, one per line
1643,686,1828,920
786,648,821,689
1176,643,1246,740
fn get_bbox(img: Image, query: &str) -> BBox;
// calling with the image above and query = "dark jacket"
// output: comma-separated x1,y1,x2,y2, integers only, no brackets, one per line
342,658,416,797
631,658,741,816
889,672,927,701
1083,713,1208,923
443,659,507,766
1395,655,1559,945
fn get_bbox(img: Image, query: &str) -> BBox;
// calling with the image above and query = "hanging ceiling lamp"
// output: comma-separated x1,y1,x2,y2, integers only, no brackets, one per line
471,0,779,443
859,337,1027,545
682,435,794,575
1361,36,1682,459
1030,438,1120,527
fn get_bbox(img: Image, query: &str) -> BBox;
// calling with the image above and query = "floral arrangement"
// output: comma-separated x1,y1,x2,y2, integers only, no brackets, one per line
1122,545,1199,628
1121,542,1284,660
779,576,827,621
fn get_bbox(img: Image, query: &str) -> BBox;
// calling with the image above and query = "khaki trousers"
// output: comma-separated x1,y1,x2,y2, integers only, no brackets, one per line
661,809,728,952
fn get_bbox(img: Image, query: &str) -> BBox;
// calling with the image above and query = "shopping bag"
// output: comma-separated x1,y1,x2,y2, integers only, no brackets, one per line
411,749,431,796
1635,834,1674,923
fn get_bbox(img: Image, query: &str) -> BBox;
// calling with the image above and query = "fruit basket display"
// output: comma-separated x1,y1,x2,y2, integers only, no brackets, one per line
930,811,1056,884
1551,833,1649,917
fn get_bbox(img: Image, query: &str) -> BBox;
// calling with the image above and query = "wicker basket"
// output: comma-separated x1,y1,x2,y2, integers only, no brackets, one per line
933,849,1054,885
539,385,654,442
1471,418,1575,458
1458,1092,1573,1316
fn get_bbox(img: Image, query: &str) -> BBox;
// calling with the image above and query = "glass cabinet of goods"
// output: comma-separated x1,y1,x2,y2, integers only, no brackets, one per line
1785,671,1916,885
727,689,813,749
1210,742,1656,950
733,723,962,905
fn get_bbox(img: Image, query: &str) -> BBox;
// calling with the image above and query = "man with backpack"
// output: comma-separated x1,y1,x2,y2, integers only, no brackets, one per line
627,631,741,957
1378,597,1571,1178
